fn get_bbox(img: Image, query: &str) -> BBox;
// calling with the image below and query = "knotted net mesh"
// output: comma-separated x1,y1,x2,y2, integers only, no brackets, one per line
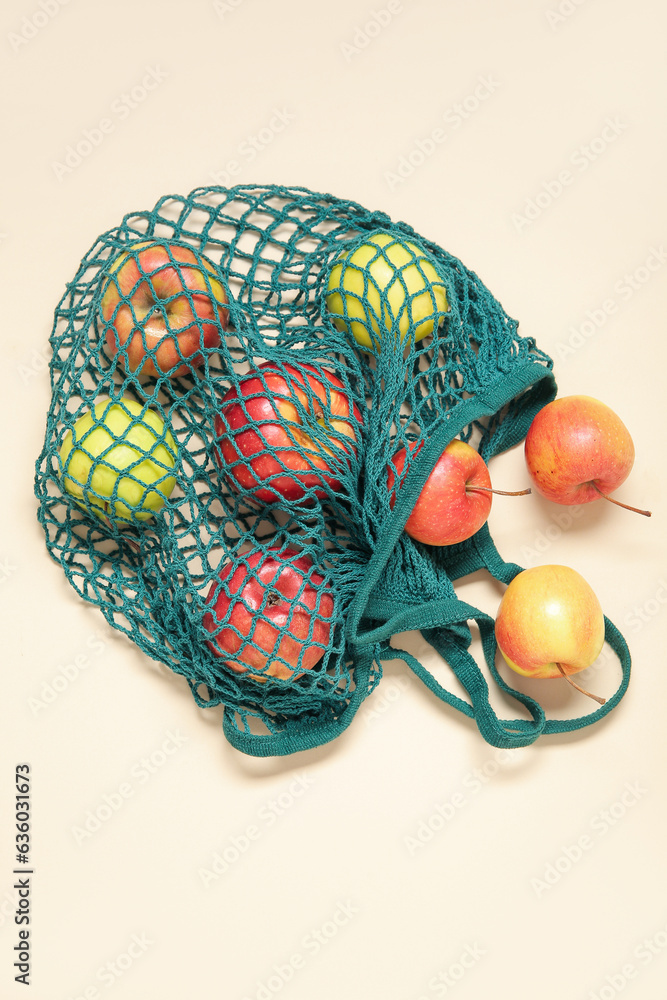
35,183,629,756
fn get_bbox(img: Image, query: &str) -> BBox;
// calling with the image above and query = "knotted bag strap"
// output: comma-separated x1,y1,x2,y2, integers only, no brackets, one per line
358,588,630,748
360,596,547,747
471,524,632,736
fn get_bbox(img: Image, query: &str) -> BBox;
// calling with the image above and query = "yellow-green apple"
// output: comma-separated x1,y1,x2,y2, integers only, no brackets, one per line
203,545,334,682
325,231,448,351
58,397,178,525
388,439,529,546
214,362,362,504
99,240,229,378
495,564,606,703
525,395,651,516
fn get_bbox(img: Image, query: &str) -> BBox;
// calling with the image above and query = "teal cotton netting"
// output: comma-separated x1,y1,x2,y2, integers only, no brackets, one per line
34,183,631,756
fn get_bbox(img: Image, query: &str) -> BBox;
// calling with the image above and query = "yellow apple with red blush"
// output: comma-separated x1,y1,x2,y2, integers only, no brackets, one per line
495,564,606,703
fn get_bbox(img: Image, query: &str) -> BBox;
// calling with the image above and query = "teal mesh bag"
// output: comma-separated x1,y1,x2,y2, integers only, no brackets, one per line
34,183,631,756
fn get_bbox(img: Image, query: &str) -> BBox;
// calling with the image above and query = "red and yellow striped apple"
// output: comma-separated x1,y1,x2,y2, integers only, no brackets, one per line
203,546,334,682
524,395,650,517
100,240,229,378
388,439,530,546
214,362,362,504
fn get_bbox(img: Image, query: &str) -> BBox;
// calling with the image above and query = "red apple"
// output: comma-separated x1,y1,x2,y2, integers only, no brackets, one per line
100,239,229,378
495,564,606,702
525,395,650,516
214,362,362,504
388,439,495,546
203,546,334,682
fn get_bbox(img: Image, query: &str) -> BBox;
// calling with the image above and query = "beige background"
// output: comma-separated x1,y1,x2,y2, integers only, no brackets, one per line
2,1,667,998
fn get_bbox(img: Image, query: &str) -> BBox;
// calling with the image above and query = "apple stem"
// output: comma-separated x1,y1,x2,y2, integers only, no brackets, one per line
556,663,606,705
465,485,532,497
100,513,141,554
591,482,651,517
